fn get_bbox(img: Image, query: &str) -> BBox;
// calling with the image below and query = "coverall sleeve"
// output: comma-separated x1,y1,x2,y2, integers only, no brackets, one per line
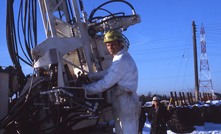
88,70,107,81
83,59,124,95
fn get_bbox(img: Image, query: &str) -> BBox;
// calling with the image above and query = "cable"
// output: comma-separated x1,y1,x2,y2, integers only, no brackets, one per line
6,0,38,87
88,0,136,23
6,0,26,87
122,33,130,48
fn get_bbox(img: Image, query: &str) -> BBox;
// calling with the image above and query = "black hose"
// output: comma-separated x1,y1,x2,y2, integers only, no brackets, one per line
6,0,38,87
17,0,32,64
88,0,136,23
6,0,26,86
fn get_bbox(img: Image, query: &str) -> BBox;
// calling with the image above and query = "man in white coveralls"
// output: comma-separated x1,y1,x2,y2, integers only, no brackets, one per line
83,30,141,134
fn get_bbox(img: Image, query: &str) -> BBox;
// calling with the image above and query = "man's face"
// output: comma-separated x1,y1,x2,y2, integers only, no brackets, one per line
106,41,122,56
152,100,160,107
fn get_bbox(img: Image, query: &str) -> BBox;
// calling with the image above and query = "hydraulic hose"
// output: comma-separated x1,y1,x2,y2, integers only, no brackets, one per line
88,0,136,23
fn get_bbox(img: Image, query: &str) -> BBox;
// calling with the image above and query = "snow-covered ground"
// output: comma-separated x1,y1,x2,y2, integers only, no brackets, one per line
143,100,221,134
142,121,221,134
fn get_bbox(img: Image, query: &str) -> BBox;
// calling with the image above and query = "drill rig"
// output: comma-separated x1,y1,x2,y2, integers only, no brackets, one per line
0,0,140,133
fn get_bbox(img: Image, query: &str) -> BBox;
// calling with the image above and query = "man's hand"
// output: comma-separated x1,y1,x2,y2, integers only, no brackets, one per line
80,74,90,83
76,72,91,86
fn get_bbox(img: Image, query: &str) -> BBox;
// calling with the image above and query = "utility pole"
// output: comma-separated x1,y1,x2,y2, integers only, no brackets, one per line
192,21,199,102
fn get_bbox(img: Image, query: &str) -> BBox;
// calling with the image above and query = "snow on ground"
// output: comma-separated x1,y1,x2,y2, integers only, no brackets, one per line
143,100,221,134
142,121,221,134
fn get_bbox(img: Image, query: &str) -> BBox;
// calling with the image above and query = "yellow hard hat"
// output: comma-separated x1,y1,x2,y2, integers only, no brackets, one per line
103,30,124,43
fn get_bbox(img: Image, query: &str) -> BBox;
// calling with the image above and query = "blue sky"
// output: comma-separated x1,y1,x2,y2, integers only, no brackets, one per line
1,0,221,96
122,0,221,95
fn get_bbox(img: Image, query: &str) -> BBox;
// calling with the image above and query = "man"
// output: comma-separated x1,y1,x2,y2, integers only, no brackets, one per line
83,30,141,134
148,96,170,134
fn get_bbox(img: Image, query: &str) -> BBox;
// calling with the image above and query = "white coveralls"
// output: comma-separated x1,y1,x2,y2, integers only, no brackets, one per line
83,49,141,134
